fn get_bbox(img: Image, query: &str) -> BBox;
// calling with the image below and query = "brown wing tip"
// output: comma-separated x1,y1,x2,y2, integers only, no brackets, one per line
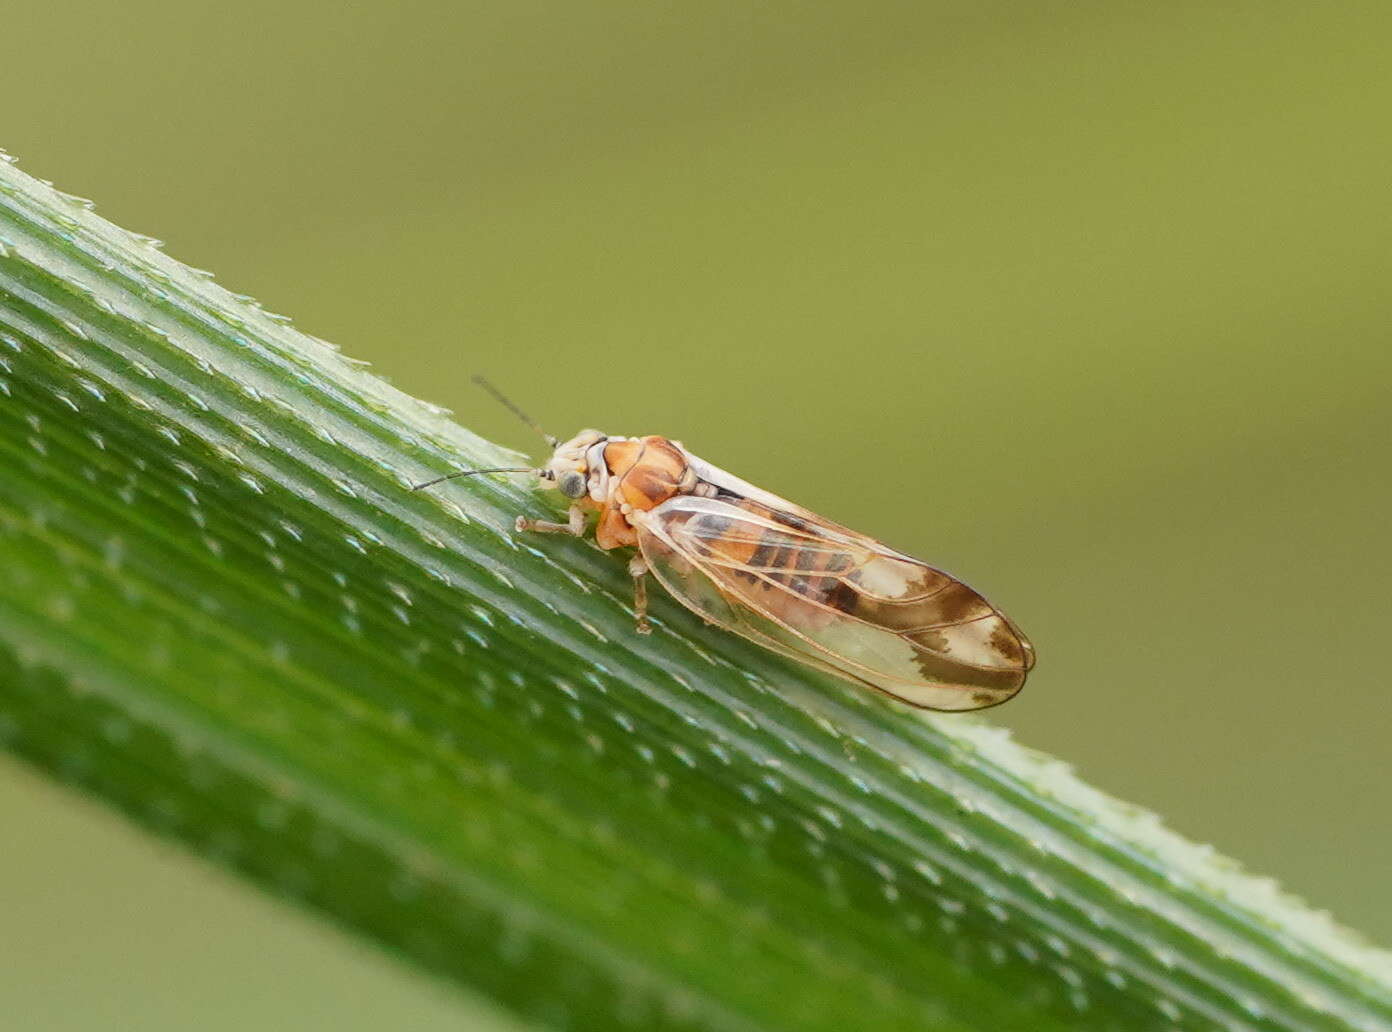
1019,635,1037,672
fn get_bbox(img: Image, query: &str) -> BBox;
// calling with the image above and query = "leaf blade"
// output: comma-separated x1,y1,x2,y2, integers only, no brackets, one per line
1,154,1388,1032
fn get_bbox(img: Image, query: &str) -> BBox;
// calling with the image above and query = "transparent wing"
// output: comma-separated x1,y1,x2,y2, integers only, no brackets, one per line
636,494,1034,711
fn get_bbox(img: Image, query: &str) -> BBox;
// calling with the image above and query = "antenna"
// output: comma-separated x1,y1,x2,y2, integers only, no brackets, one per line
412,467,537,491
473,375,557,447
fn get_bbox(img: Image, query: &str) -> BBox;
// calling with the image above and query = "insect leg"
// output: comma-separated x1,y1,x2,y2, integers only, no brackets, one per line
628,554,652,635
516,506,586,536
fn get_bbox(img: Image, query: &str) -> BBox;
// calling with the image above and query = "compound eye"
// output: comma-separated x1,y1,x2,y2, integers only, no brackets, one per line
556,470,587,499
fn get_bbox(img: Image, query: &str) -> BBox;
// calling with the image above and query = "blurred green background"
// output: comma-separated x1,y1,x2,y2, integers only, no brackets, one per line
3,1,1389,1027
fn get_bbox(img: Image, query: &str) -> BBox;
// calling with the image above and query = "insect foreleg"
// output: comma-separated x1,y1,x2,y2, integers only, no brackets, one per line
628,554,652,635
516,506,587,537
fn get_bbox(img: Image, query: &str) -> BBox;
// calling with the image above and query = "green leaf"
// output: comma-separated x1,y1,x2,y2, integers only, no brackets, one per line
1,153,1388,1032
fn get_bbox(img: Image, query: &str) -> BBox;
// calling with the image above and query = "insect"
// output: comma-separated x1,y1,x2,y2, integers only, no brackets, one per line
415,378,1035,711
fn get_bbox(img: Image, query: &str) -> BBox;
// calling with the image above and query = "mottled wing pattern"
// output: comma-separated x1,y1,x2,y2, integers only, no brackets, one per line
635,494,1034,711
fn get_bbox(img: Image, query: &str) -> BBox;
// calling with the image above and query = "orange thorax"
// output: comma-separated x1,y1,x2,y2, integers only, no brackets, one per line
594,436,689,549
